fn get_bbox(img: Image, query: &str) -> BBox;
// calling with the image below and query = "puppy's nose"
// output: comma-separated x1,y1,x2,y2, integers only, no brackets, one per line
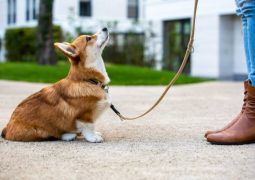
102,27,108,32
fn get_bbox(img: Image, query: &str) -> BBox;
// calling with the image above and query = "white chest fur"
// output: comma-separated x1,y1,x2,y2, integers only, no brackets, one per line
85,55,110,84
94,92,111,119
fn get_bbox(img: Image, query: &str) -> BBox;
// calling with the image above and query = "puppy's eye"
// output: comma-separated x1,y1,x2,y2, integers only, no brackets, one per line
86,36,92,42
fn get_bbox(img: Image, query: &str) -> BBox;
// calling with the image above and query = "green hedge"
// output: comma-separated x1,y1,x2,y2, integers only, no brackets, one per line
103,32,147,66
5,26,63,62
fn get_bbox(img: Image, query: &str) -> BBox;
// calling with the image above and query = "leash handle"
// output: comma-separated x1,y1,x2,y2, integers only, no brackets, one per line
112,0,199,121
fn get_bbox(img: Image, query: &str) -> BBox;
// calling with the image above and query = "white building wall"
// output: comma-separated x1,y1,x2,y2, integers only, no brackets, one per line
233,17,247,75
0,0,8,61
192,15,220,78
53,0,144,34
92,0,127,20
53,0,79,34
0,0,39,61
218,15,247,80
0,0,7,30
145,0,195,20
219,15,235,79
5,0,39,28
144,0,246,79
16,0,26,26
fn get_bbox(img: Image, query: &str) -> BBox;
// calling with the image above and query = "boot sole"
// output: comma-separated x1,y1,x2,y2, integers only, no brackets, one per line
208,140,255,145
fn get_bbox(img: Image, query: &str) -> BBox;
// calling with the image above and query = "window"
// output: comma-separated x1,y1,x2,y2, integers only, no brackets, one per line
128,0,138,19
32,0,36,19
26,0,30,21
79,0,92,17
163,19,191,74
7,0,16,24
26,0,37,21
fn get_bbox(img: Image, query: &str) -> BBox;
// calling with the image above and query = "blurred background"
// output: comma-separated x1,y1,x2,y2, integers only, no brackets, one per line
0,0,247,84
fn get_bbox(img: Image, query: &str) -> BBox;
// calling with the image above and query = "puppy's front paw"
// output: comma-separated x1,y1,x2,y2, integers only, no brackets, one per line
84,132,103,143
95,131,102,136
61,133,77,141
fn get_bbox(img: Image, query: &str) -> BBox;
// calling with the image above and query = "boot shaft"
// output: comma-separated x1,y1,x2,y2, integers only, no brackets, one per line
245,82,255,118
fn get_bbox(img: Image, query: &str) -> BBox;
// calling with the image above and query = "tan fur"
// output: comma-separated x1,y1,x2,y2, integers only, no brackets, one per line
2,33,110,141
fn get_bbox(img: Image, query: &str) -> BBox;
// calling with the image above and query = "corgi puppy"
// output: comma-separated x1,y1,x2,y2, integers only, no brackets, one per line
1,28,111,142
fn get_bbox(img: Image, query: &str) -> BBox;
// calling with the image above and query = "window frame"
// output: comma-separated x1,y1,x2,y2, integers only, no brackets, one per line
32,0,37,20
7,0,17,25
26,0,37,22
127,0,139,19
79,0,92,17
163,19,191,74
26,0,30,21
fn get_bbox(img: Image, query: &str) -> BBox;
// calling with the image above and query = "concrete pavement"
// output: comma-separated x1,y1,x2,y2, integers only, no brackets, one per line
0,80,254,180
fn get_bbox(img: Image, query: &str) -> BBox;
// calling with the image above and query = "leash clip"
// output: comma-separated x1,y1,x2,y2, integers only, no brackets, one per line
187,40,195,53
110,104,124,121
189,46,194,53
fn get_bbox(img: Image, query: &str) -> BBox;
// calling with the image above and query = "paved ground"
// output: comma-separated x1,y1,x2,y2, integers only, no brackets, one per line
0,80,254,180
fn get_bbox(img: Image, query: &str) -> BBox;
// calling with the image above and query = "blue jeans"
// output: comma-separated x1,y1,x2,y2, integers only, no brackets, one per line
236,0,255,85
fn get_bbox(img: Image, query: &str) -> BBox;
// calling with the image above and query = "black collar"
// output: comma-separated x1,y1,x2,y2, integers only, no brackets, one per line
85,79,109,92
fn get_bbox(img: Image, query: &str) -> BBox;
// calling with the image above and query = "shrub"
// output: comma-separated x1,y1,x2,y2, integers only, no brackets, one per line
102,32,148,67
5,26,63,62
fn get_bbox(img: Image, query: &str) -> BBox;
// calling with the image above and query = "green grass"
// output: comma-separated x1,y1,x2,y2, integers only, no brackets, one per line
0,62,209,85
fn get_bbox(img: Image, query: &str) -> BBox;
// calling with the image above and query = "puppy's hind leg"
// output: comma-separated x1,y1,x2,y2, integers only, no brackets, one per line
61,133,77,141
4,123,55,141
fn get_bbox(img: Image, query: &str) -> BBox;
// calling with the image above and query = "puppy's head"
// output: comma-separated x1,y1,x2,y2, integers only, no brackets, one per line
54,28,109,67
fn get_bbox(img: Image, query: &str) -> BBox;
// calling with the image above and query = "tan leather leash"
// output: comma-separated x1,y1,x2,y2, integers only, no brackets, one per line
110,0,199,121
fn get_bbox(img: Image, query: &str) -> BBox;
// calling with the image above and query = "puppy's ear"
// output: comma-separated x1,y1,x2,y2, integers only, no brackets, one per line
54,42,78,59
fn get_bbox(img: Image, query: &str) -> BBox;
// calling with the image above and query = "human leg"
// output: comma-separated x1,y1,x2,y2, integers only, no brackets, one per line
246,15,255,85
206,1,255,144
204,0,250,138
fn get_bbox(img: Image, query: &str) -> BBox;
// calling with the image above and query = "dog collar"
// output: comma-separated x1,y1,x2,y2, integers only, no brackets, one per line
86,79,109,93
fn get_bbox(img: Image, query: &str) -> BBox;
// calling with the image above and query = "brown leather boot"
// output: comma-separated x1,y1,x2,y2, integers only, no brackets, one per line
207,82,255,145
204,80,248,138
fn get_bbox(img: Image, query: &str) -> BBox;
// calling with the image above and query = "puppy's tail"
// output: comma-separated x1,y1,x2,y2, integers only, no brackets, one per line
1,127,6,139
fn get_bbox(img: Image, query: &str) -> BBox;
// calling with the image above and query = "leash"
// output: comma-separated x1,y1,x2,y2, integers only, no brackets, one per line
111,0,199,121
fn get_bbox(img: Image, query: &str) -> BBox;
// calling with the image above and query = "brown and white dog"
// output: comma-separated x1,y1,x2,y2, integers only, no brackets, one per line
1,28,111,142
